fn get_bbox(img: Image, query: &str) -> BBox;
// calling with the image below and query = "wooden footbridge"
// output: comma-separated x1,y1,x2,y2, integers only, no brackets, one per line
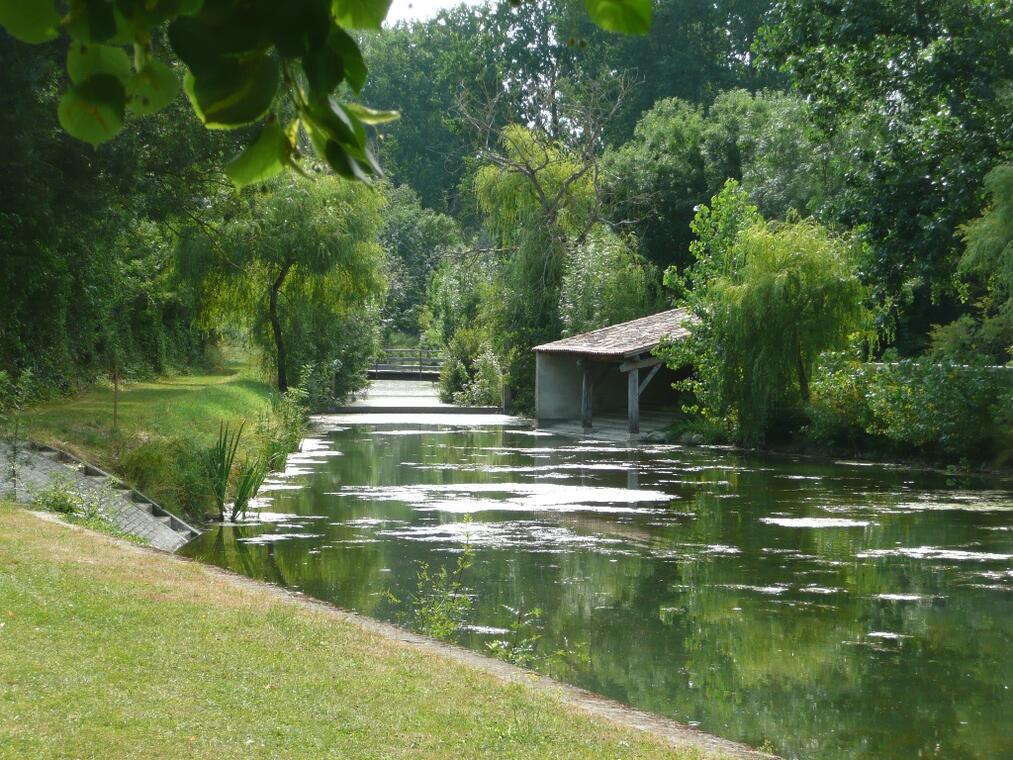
368,347,443,381
330,378,506,416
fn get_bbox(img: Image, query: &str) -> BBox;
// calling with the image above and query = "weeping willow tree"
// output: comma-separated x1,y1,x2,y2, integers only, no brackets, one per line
950,163,1013,362
178,174,386,395
559,225,659,335
665,210,869,444
472,124,598,411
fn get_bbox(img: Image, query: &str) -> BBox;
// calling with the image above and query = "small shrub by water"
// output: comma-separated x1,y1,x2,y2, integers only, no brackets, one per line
114,394,306,524
407,549,475,641
483,606,593,676
454,345,503,407
230,457,268,521
386,525,591,671
485,607,544,667
206,421,243,521
387,535,476,642
438,328,502,407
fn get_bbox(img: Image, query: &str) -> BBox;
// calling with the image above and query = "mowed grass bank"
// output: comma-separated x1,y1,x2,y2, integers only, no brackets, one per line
0,505,710,760
24,362,295,521
27,363,277,462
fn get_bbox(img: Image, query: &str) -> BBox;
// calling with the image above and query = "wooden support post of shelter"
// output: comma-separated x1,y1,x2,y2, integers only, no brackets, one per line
580,361,593,432
627,365,639,435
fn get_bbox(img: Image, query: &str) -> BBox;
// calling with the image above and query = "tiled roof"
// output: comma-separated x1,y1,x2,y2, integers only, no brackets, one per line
533,308,695,359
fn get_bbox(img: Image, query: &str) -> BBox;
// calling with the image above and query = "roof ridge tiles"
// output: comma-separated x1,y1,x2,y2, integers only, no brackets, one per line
533,307,695,360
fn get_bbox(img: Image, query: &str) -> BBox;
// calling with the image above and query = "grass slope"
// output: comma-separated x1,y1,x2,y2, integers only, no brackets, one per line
0,504,705,759
24,362,285,520
27,364,277,467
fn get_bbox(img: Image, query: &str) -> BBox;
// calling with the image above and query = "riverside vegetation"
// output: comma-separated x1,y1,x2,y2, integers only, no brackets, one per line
16,359,305,524
0,3,1010,757
656,182,1013,469
2,1,1010,471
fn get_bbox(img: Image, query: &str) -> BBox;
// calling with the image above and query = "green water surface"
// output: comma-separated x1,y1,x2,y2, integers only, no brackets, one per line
182,421,1013,759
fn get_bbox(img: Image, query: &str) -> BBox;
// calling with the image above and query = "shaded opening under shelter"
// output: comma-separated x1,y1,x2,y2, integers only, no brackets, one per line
533,308,694,436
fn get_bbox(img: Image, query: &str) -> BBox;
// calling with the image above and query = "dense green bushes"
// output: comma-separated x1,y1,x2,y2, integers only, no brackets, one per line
118,436,209,520
273,306,381,411
437,327,503,407
808,356,1013,467
659,183,869,444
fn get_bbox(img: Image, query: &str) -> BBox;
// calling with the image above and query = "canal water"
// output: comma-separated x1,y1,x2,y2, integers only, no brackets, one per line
182,418,1013,759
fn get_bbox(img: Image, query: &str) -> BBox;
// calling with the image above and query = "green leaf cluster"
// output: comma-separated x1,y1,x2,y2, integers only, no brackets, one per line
660,184,870,444
163,0,395,186
583,0,651,35
1,0,654,187
0,0,399,186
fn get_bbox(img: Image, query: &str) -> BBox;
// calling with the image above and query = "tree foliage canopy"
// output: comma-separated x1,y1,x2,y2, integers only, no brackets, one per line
759,0,1013,349
661,184,869,443
0,0,654,188
961,164,1013,316
380,185,463,338
178,174,386,394
951,163,1013,361
559,226,659,334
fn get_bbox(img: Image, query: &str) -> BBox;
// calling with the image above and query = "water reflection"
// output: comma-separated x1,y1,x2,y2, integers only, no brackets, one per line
182,422,1013,760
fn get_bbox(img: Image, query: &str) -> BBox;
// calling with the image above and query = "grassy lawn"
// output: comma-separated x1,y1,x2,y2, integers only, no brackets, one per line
22,361,294,521
26,362,278,469
0,504,708,759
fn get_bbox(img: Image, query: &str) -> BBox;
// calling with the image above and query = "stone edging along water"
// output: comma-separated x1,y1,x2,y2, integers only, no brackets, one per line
30,510,774,760
6,442,200,552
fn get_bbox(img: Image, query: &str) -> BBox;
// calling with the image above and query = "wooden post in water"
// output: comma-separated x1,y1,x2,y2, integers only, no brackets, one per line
627,366,639,435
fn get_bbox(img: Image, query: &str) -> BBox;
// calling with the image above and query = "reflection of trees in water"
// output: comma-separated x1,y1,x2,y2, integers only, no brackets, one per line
199,526,389,615
185,427,1012,760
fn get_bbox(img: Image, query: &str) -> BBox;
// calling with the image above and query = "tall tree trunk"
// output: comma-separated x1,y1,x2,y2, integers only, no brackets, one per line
269,260,294,393
797,349,810,403
112,361,118,431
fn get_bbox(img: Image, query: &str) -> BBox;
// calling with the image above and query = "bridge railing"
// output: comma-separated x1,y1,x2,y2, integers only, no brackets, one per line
370,347,444,376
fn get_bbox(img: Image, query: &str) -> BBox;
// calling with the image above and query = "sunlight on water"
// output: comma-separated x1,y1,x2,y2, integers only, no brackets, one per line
760,517,872,528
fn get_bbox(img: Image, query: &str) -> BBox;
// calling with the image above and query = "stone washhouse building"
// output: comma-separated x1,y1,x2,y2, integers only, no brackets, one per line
533,308,694,437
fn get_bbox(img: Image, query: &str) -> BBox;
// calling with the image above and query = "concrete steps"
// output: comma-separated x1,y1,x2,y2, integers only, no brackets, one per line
24,442,201,550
